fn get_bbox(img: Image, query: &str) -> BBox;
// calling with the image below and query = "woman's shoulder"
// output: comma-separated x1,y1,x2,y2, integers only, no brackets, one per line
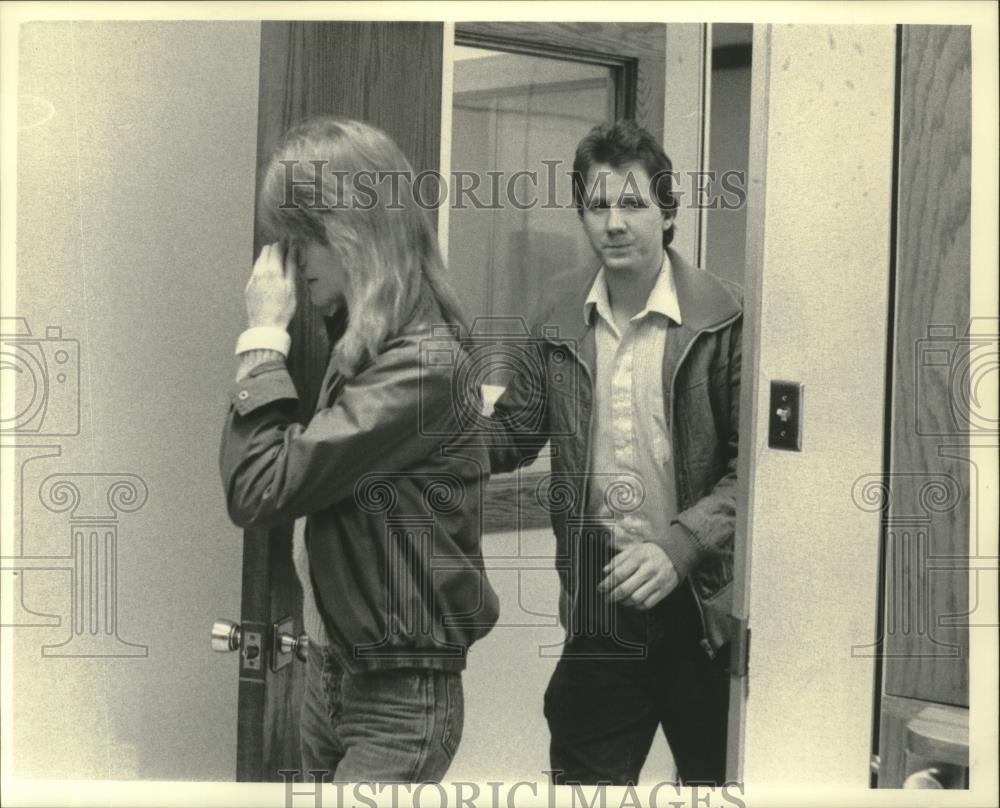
383,317,465,366
358,322,460,395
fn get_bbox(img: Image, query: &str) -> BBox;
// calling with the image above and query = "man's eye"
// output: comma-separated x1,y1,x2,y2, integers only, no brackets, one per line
620,197,647,209
588,201,610,211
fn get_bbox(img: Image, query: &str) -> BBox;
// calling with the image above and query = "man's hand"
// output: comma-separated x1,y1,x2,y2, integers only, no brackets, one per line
245,241,297,329
598,542,680,610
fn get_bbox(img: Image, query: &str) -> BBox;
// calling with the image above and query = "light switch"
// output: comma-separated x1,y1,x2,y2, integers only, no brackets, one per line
768,381,803,451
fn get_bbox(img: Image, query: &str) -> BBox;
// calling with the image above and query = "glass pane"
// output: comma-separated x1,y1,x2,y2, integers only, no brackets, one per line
704,23,752,289
448,45,615,382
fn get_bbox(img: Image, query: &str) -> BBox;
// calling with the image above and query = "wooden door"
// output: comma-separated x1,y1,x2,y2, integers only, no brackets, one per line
874,25,971,788
236,21,444,781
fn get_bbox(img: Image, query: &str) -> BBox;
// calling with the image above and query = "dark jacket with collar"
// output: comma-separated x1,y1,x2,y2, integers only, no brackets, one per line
488,247,742,654
220,318,500,673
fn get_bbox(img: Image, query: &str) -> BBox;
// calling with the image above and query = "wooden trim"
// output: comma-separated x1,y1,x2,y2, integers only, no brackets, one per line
455,77,613,106
455,22,665,137
452,31,629,117
455,28,631,69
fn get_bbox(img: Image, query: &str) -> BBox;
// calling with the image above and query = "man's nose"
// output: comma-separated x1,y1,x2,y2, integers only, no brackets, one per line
606,207,627,233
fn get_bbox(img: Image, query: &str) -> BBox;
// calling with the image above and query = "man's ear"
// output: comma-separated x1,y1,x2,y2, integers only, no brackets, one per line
661,211,676,233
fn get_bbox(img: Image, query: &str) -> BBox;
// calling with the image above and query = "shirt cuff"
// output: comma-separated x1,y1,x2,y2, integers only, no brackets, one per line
235,326,291,357
229,360,298,415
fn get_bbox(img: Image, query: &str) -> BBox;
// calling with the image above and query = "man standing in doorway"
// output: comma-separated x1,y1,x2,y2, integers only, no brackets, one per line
488,120,742,785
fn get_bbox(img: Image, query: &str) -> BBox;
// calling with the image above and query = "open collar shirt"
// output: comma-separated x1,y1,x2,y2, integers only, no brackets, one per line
583,251,682,549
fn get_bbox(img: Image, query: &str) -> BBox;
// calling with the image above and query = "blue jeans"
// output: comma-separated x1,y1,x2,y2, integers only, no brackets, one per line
299,645,463,782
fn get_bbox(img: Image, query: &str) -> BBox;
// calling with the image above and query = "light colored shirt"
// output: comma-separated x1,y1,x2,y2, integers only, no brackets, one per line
292,519,329,647
290,354,347,649
584,251,680,548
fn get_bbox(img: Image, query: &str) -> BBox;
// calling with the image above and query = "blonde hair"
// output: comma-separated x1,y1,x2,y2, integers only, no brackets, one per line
259,117,467,377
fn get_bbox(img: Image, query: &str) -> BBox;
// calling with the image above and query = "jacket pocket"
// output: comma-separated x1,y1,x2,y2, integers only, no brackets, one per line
699,578,737,650
440,673,464,759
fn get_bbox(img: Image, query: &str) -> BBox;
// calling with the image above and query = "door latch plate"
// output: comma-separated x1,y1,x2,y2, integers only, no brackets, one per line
240,630,262,672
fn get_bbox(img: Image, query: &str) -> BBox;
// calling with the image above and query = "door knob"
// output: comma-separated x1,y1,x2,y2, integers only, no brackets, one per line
278,631,310,662
903,767,944,789
211,618,262,670
211,619,242,653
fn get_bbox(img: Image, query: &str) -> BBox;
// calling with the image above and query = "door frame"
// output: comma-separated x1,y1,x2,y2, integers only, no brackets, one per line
728,23,898,787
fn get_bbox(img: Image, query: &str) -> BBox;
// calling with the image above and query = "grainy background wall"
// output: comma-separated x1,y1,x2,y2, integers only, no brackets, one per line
13,20,260,780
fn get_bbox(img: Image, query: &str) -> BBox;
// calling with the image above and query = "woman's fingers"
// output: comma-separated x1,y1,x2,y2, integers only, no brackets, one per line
245,242,297,328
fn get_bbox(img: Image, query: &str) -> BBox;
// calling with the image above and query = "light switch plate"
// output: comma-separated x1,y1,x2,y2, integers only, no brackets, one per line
768,380,803,451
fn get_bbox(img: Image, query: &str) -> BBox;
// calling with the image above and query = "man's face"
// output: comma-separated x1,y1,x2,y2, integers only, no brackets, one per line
294,240,349,315
580,161,673,280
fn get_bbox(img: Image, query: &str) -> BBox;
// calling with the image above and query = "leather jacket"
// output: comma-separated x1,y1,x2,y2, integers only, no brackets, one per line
220,319,499,672
488,248,742,655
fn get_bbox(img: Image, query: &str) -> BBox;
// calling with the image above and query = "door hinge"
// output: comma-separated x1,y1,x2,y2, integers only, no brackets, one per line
732,618,750,678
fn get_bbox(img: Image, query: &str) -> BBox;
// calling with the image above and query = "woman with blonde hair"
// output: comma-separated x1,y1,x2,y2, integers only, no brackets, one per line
220,117,498,782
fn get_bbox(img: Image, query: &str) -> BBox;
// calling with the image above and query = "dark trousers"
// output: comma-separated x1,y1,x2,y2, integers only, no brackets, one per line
544,553,730,786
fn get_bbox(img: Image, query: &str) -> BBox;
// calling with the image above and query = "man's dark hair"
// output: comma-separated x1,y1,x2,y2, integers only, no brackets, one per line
571,119,677,248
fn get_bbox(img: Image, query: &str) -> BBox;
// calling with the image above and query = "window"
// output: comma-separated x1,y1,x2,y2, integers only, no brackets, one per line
448,46,615,364
444,23,666,531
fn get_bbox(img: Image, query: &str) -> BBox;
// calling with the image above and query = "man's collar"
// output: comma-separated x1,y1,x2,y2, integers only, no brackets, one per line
538,246,741,346
583,267,612,327
582,252,683,328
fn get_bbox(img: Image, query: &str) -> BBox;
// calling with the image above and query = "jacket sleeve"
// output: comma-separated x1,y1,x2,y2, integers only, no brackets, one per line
220,346,450,529
658,317,742,579
485,340,551,475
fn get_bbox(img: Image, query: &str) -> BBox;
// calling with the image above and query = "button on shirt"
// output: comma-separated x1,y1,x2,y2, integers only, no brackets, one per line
585,252,681,549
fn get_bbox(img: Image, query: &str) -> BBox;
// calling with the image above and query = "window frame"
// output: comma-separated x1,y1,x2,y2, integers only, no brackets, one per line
447,22,667,533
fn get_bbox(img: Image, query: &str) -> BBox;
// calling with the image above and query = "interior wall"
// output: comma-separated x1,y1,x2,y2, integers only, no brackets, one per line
12,20,260,780
737,25,896,788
